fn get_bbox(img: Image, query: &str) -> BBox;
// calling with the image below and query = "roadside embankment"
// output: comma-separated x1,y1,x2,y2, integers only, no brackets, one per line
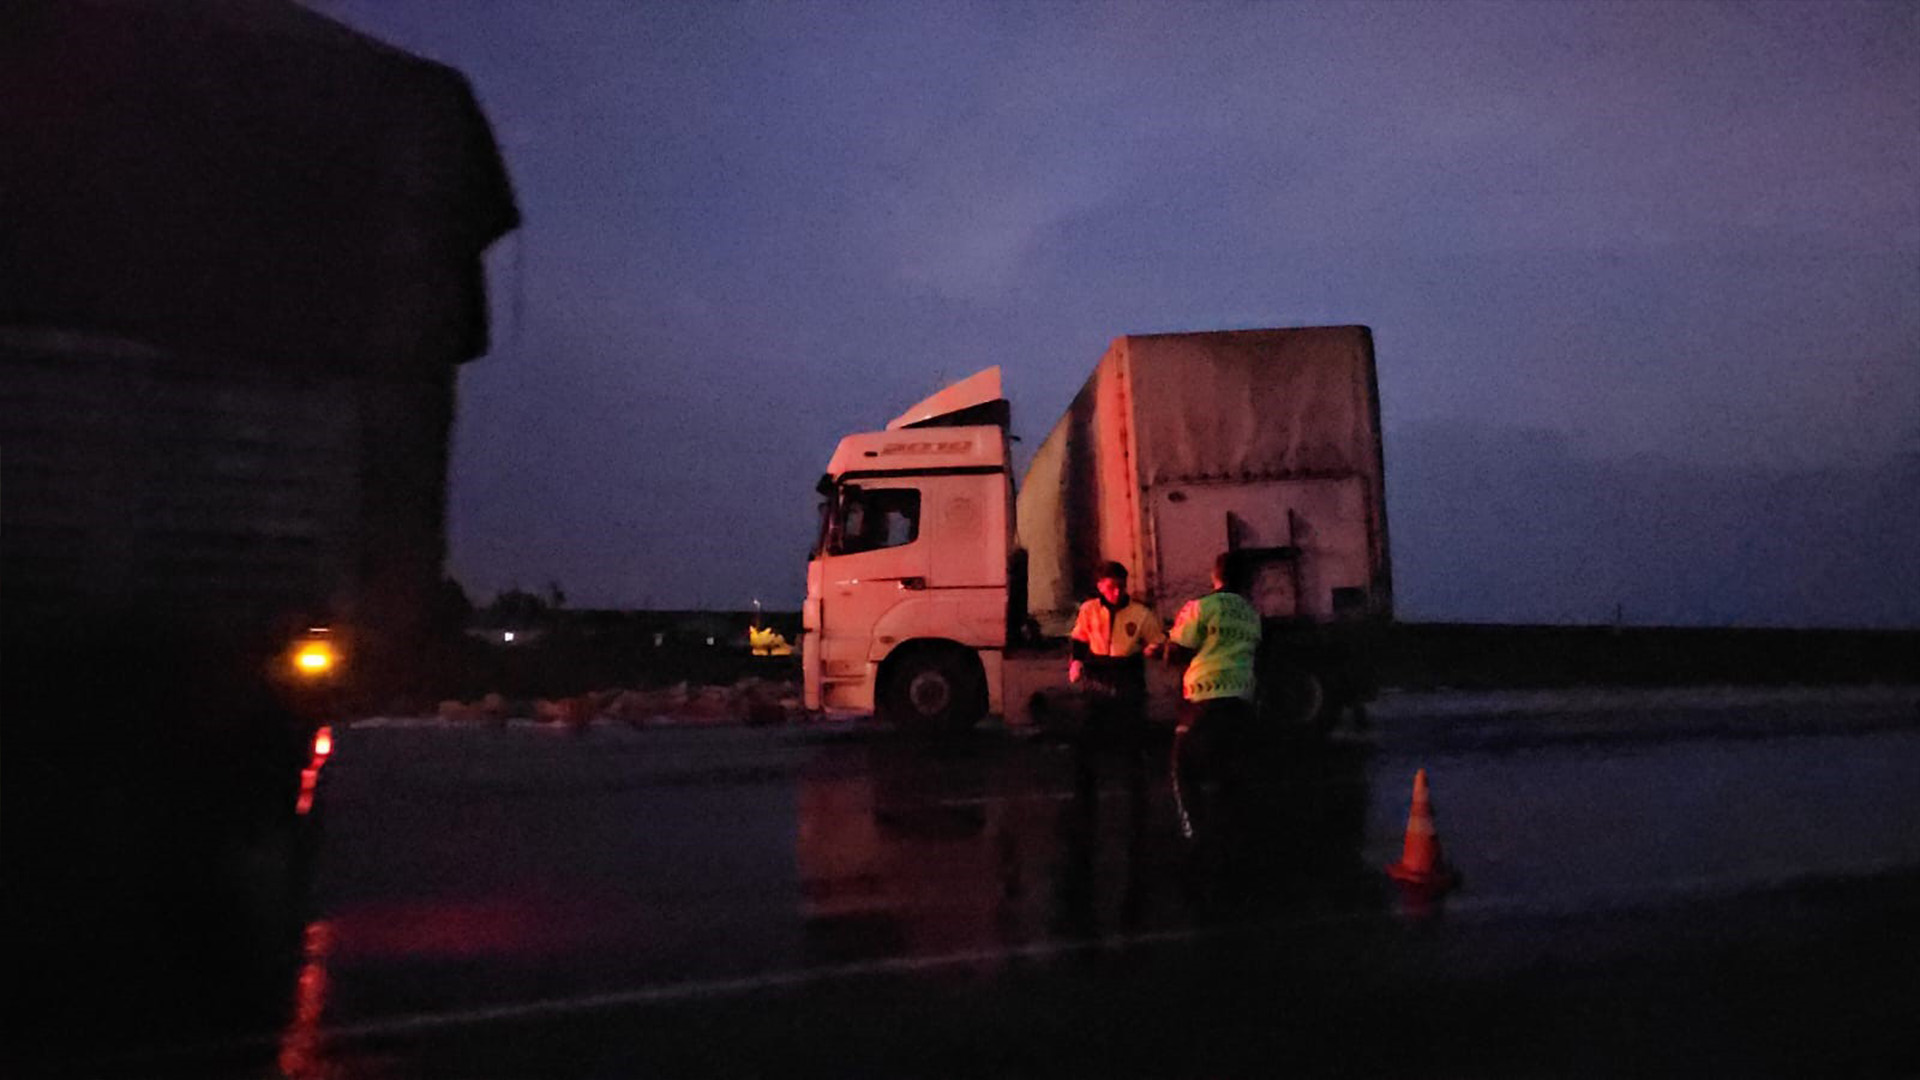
1366,683,1920,753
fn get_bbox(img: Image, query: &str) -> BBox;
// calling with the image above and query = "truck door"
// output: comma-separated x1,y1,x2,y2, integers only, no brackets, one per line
1149,478,1372,621
813,482,929,711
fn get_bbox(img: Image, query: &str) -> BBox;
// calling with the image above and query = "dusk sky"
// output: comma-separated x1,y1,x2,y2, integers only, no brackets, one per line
310,0,1918,627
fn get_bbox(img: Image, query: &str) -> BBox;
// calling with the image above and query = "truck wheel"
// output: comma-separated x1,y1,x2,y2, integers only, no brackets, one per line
1261,666,1333,739
883,647,986,736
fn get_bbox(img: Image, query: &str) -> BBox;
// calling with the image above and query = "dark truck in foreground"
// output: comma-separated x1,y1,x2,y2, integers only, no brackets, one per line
1,0,517,974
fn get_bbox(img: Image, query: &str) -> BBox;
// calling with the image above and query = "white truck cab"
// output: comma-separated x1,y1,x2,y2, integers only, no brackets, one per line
804,368,1016,730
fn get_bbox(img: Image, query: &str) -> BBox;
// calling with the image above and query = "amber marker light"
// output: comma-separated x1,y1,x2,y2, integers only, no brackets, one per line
290,629,341,679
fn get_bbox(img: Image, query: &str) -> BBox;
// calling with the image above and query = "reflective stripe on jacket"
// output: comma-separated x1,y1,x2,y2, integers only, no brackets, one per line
1168,591,1261,702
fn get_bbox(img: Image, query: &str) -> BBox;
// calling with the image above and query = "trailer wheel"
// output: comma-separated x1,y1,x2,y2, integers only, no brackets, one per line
1261,665,1333,739
882,646,986,736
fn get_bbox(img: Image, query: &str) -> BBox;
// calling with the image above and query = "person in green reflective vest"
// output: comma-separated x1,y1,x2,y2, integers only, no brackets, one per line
1156,550,1262,840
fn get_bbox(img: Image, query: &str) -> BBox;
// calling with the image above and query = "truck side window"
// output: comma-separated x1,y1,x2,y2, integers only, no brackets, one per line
834,489,920,555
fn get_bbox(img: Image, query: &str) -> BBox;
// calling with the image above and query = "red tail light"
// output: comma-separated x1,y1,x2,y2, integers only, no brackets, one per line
295,725,335,816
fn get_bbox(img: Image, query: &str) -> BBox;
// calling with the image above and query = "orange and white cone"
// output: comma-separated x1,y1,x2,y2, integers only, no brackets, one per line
1386,768,1458,896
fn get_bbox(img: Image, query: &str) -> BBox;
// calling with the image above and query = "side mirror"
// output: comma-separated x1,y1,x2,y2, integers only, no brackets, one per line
824,483,864,555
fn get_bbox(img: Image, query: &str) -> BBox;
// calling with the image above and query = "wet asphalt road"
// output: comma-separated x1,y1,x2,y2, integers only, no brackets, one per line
16,689,1920,1077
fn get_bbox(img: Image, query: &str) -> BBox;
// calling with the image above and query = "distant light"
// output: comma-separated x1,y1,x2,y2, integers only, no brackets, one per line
503,631,516,643
312,726,333,759
706,636,716,646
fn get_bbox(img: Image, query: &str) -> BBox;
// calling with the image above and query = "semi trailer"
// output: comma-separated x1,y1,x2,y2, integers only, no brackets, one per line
802,325,1391,736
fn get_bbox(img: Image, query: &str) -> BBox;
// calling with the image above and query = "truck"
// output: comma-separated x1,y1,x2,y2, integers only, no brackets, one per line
0,0,518,988
802,325,1391,736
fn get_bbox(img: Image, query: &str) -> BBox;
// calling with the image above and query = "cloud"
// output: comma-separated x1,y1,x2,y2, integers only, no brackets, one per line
1390,421,1920,627
313,0,1918,617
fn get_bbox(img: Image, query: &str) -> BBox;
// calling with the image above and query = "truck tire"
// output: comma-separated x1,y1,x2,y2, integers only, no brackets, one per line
1261,665,1334,739
882,646,986,736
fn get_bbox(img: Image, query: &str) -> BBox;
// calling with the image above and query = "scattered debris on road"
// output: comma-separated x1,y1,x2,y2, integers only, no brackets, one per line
425,677,802,729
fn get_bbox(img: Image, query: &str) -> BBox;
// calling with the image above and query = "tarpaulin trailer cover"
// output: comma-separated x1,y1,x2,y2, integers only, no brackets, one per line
0,0,517,666
0,0,518,373
1019,326,1391,632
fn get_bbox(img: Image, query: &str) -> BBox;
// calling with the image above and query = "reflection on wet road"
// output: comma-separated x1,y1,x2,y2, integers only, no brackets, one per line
294,716,1920,1061
288,725,1381,1031
19,695,1920,1077
306,724,1920,1010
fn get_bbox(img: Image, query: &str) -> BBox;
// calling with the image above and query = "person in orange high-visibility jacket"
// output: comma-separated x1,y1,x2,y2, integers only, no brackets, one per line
1068,561,1165,798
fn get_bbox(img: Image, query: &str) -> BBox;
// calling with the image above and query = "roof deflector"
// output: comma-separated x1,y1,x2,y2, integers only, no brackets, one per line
887,367,1007,431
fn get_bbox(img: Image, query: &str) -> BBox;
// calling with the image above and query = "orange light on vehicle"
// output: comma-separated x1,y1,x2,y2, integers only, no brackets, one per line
294,642,336,675
312,726,334,759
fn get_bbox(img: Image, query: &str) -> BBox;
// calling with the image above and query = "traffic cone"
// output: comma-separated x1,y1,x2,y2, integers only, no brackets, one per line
1386,769,1457,895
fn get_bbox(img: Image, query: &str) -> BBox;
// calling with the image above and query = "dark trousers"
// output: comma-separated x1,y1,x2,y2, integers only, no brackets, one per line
1072,670,1148,802
1170,695,1256,840
1057,673,1150,936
